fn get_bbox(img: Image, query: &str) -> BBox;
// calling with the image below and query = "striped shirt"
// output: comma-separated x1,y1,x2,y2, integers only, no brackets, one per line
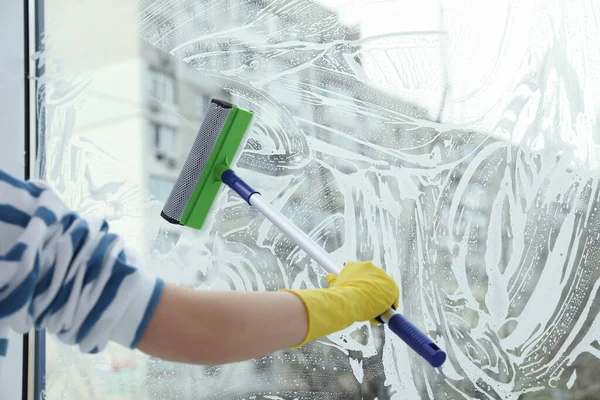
0,169,164,375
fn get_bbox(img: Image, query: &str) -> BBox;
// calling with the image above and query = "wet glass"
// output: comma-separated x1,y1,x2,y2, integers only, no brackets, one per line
43,0,600,398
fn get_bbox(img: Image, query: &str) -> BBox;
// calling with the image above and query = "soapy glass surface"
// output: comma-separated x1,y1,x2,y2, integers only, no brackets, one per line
42,0,600,398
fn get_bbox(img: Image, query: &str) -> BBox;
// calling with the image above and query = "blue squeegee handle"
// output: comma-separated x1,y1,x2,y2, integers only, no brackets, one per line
221,169,446,368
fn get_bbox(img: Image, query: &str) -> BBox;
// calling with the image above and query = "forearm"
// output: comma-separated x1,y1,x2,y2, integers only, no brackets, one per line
137,283,308,364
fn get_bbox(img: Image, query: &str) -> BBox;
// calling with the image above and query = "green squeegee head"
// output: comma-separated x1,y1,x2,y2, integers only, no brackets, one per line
160,99,254,230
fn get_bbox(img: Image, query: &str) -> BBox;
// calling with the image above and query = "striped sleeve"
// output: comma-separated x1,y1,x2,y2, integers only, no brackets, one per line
0,169,164,362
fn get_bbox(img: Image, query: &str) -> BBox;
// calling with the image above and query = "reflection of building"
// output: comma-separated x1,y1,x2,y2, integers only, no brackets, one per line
142,41,231,197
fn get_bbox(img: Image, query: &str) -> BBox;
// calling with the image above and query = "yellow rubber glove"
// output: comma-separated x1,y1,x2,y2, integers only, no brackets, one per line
284,261,400,348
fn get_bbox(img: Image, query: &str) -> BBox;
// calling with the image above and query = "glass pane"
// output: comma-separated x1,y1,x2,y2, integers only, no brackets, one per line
196,94,209,116
149,175,175,203
148,70,175,104
43,0,600,399
160,126,178,158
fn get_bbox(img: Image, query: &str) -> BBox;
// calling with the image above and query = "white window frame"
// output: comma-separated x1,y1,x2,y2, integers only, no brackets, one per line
0,1,43,399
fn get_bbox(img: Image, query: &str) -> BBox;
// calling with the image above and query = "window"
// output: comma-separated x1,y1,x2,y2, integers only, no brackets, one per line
148,70,175,103
42,1,600,399
149,175,175,204
0,3,30,397
149,123,178,166
195,94,209,116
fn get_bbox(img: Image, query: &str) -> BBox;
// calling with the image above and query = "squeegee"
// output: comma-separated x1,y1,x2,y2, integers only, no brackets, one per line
161,99,446,368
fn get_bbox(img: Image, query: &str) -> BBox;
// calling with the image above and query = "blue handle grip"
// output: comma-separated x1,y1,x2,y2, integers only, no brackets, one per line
221,170,259,203
387,313,446,367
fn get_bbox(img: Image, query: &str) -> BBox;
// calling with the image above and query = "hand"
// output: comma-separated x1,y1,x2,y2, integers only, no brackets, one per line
285,261,400,347
326,261,399,324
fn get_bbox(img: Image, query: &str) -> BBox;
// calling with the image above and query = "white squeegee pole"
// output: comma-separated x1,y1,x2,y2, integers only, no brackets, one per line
248,193,343,276
222,170,447,367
